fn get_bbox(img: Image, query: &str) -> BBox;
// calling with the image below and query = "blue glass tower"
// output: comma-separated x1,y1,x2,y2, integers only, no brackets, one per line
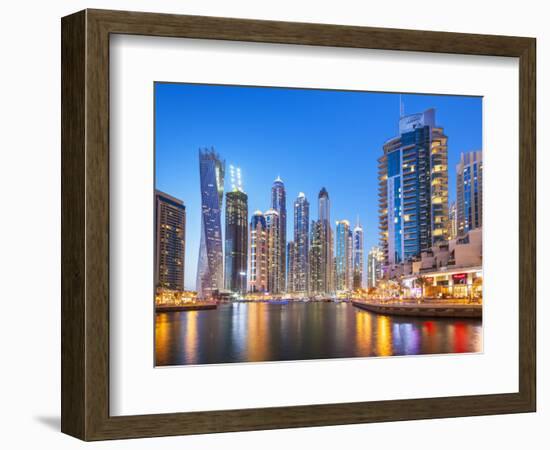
196,148,225,299
379,109,449,268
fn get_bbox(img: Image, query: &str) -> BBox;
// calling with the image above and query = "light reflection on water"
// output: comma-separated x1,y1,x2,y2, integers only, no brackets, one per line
155,302,482,366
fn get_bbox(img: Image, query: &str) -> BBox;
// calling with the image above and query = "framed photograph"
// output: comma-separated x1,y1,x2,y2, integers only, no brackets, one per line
61,9,536,440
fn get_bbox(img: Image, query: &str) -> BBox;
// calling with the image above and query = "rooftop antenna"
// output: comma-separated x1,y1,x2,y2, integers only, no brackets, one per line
399,94,405,118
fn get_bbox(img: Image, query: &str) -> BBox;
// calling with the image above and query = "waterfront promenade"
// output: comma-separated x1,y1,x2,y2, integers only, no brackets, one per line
351,299,482,318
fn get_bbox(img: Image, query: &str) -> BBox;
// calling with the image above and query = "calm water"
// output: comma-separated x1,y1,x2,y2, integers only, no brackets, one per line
155,302,482,366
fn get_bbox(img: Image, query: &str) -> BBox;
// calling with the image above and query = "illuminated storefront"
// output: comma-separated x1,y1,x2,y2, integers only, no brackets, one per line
402,266,482,300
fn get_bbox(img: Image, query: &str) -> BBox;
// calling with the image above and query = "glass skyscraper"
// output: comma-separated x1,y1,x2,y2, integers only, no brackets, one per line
335,220,352,292
378,109,449,268
196,148,225,298
293,192,309,293
271,177,287,292
456,151,483,236
155,190,186,291
310,187,333,294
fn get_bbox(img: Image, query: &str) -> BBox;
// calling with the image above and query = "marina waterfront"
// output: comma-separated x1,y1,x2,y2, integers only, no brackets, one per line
155,302,482,366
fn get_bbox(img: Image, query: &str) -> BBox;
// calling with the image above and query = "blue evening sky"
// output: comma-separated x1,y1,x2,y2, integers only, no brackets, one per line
155,83,482,290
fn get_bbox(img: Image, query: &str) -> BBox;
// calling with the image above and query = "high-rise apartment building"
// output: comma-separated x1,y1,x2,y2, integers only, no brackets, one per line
196,148,225,298
378,109,449,268
456,151,483,236
287,241,297,293
271,177,287,292
335,220,352,292
224,166,248,294
155,190,186,291
265,209,281,294
248,211,268,292
308,188,334,295
352,218,364,289
293,192,310,293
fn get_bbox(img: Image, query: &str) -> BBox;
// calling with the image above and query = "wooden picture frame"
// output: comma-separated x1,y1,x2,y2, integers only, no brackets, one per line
61,8,536,441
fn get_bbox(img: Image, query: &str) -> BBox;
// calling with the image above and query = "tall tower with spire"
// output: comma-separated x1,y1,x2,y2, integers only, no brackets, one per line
271,176,287,292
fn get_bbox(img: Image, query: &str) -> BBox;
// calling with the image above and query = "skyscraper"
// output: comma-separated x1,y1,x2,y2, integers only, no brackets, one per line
248,211,268,293
271,177,287,292
287,241,297,293
314,187,334,294
196,148,225,299
265,209,281,294
378,108,449,268
335,220,352,292
367,246,384,289
155,190,186,291
456,151,483,236
293,192,310,293
353,218,364,290
309,220,324,295
224,166,248,294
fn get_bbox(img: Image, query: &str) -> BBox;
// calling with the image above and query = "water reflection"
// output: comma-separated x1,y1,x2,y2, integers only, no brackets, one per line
155,302,482,366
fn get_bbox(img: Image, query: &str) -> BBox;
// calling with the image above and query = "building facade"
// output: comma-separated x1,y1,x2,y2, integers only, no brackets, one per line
293,192,310,293
248,211,268,292
224,189,248,294
286,241,297,293
317,187,334,294
265,208,281,294
196,148,225,298
378,109,449,270
335,220,352,292
367,246,384,289
456,151,483,236
352,218,364,289
271,177,287,292
448,201,458,240
155,190,186,291
309,220,324,294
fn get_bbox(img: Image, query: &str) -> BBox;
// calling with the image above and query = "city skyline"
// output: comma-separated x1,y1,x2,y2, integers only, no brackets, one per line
156,83,482,290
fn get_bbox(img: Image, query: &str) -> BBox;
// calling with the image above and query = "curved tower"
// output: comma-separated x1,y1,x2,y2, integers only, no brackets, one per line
196,148,225,299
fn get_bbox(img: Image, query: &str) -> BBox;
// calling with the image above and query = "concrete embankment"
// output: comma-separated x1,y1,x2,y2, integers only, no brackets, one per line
352,300,482,319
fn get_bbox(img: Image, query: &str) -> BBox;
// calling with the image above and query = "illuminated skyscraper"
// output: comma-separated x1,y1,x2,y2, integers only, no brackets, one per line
367,246,384,289
265,209,281,294
309,220,324,294
378,108,449,268
155,190,186,291
224,165,248,294
196,148,225,299
293,192,310,293
353,218,364,289
310,187,333,294
335,220,352,292
287,241,297,293
456,151,483,236
271,177,287,292
248,211,268,293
